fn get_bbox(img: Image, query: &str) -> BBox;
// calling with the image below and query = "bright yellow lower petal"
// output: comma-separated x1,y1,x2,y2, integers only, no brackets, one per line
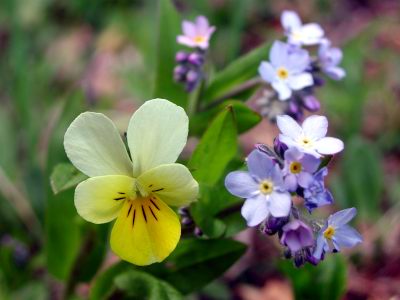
110,196,181,266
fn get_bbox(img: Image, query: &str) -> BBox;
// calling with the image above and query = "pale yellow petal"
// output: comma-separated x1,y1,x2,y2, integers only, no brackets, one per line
127,99,188,176
110,196,181,266
64,112,132,177
137,163,198,207
75,175,134,224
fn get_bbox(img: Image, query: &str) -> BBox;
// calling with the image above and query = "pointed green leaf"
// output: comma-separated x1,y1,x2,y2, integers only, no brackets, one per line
50,163,87,195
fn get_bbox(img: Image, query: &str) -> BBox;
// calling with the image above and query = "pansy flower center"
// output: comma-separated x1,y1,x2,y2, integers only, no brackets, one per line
193,35,206,43
292,30,303,41
289,161,302,174
277,67,289,80
259,180,274,195
323,225,335,240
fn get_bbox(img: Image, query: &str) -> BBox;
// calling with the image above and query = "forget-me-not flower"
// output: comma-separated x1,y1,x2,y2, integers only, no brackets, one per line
283,147,320,192
280,220,314,253
277,114,344,158
318,39,346,80
258,41,313,100
64,99,199,266
281,10,324,46
225,149,292,227
313,207,362,260
303,167,334,212
177,16,215,50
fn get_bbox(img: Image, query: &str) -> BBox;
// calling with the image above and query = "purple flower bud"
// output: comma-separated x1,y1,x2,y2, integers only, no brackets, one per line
178,207,189,216
286,102,303,122
188,52,204,66
273,137,288,158
181,216,193,226
175,51,189,63
302,95,321,112
194,227,203,237
304,248,319,265
280,220,314,253
186,69,199,83
294,252,305,268
173,65,188,82
262,215,289,235
312,75,325,87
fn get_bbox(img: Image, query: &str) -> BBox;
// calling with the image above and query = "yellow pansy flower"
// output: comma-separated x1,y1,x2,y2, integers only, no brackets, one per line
64,99,199,266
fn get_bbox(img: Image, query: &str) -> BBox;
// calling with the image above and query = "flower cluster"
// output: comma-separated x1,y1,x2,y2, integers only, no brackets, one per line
257,11,346,121
174,16,215,92
225,114,362,267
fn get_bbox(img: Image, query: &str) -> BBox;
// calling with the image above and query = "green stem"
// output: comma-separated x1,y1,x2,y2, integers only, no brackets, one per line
201,77,263,111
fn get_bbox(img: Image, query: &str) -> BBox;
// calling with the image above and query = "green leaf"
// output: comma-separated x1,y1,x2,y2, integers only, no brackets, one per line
90,262,131,300
157,238,246,294
190,100,262,136
50,163,87,195
189,106,238,186
152,0,187,107
45,190,81,280
332,137,383,220
115,270,183,300
279,255,347,300
202,42,270,103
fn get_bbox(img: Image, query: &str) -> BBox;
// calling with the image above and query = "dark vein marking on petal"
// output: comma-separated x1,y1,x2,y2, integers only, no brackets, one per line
141,205,147,223
118,192,125,194
148,184,153,187
150,199,160,210
114,197,126,201
127,204,132,217
152,188,164,192
148,206,158,221
132,209,136,228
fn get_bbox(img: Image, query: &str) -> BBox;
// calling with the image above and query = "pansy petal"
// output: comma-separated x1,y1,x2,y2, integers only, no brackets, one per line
314,137,344,155
329,207,357,227
281,10,302,31
277,115,303,140
127,99,188,176
313,232,326,260
225,171,259,198
110,197,180,266
74,175,133,224
247,149,274,180
64,112,132,177
334,225,363,248
302,115,328,140
268,192,291,218
288,72,313,90
286,48,310,72
137,163,198,207
272,81,292,100
258,61,276,83
241,195,269,227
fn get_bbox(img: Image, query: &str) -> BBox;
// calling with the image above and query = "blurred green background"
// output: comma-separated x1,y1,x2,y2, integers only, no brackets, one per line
0,0,400,299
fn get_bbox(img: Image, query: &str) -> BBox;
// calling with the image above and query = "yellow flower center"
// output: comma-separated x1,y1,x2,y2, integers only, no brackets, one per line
323,226,335,240
299,137,313,148
289,161,302,174
259,180,274,195
277,67,289,80
193,35,206,43
292,30,303,41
